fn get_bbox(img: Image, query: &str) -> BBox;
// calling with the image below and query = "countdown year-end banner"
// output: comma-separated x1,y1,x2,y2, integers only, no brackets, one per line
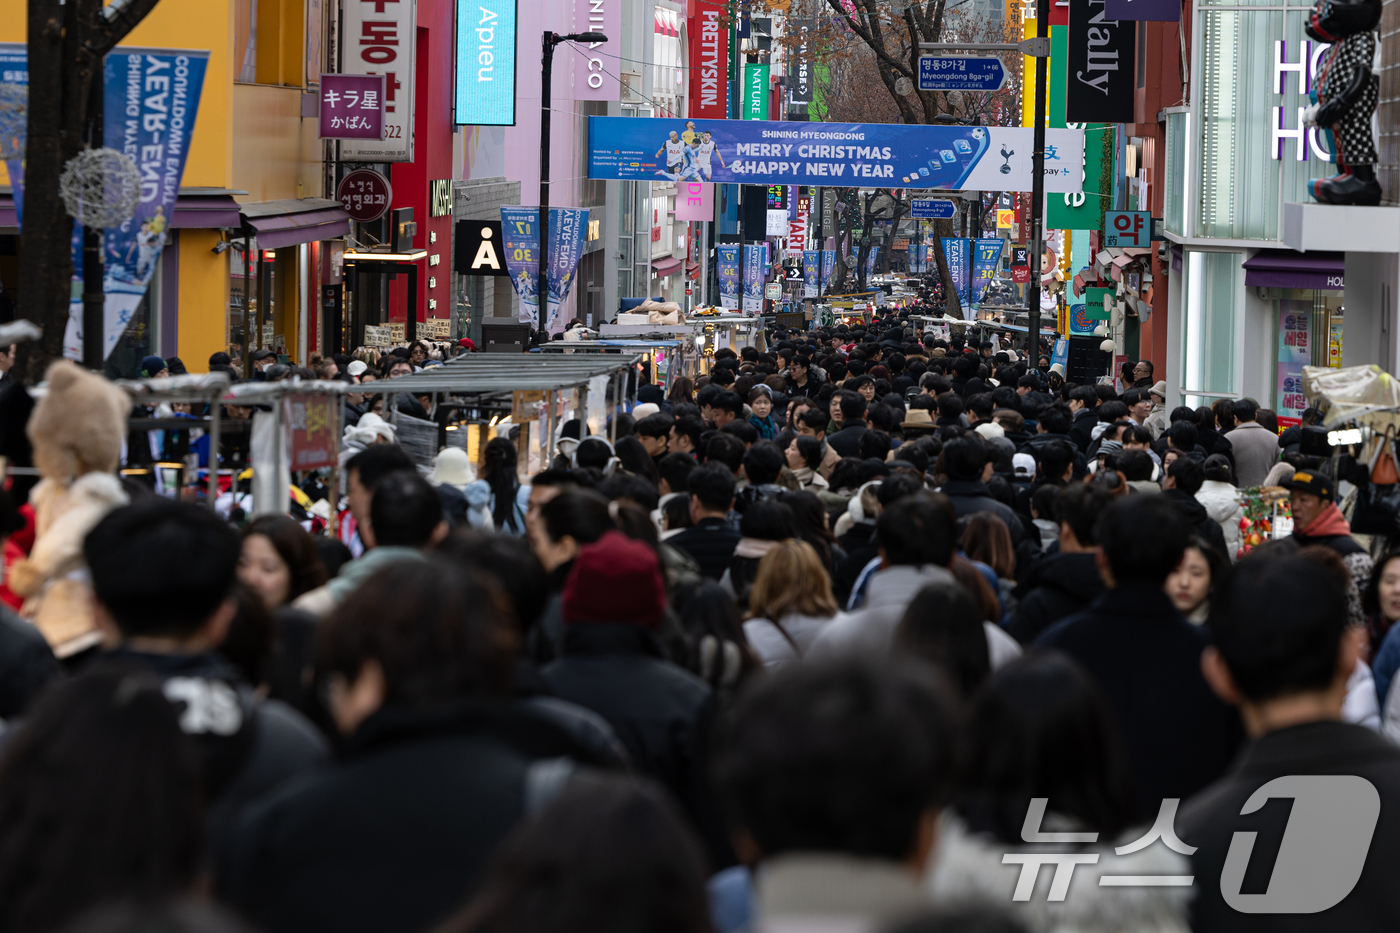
941,238,972,316
66,47,209,361
742,244,764,313
803,250,818,298
820,249,836,292
587,116,1085,193
499,207,591,330
971,238,1005,306
717,244,741,309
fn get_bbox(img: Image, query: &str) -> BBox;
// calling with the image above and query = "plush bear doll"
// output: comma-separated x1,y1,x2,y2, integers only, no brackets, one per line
9,361,130,657
1304,0,1383,205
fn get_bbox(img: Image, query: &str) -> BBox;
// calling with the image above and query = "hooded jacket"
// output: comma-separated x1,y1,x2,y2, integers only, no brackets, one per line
1008,552,1105,644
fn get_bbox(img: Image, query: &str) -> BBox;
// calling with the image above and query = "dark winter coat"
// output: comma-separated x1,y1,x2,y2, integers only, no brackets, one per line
1069,407,1098,453
0,606,58,720
1036,586,1244,815
542,622,726,865
668,517,743,581
827,423,870,459
1160,488,1231,560
221,702,529,933
1180,721,1400,932
1007,552,1105,644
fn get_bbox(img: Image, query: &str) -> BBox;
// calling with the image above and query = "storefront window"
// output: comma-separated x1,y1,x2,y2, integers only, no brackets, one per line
1164,111,1187,236
1196,9,1338,241
228,246,278,360
1183,250,1242,406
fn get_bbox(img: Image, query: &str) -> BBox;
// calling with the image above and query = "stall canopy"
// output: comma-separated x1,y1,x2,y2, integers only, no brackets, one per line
378,354,642,398
1302,364,1400,428
239,198,352,250
1243,250,1345,290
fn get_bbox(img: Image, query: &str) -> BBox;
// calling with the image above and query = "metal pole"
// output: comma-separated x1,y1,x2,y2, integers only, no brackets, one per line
1026,0,1049,365
406,265,418,341
539,32,556,337
243,230,254,379
207,398,221,512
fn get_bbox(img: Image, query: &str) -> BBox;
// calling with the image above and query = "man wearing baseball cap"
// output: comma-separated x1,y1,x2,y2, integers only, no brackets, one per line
1285,469,1373,627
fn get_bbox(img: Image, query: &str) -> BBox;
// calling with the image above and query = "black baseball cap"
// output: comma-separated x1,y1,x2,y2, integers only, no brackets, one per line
1282,470,1333,500
251,349,276,362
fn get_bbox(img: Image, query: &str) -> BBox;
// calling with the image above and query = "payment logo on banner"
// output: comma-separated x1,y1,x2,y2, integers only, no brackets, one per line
717,244,741,309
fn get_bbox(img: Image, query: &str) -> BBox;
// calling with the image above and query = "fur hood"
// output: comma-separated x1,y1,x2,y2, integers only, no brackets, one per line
927,813,1191,933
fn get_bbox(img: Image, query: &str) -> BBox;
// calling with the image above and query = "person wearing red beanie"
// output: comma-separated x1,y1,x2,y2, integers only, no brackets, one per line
543,531,727,863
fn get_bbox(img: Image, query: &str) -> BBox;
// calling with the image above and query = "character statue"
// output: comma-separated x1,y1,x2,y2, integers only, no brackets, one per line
1304,0,1383,205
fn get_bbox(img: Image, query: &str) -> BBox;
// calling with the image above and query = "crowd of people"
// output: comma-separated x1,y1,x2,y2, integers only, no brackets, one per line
0,311,1395,933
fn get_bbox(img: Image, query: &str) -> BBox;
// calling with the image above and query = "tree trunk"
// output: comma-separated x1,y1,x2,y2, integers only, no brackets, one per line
932,218,962,319
17,0,162,383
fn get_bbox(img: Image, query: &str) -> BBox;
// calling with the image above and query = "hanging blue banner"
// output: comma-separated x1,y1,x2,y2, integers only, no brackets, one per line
820,249,836,292
545,207,590,332
742,244,764,313
0,45,26,228
971,238,1005,306
941,237,972,317
500,206,542,326
717,244,741,309
864,246,879,279
586,116,1086,193
802,249,818,298
67,48,209,361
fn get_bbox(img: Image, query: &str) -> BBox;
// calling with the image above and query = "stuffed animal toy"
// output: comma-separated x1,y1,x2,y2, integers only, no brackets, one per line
9,361,130,656
1304,0,1383,205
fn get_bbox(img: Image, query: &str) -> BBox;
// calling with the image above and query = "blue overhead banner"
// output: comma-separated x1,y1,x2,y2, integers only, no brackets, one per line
942,238,972,317
587,116,1085,193
742,244,764,313
0,45,26,228
500,206,541,325
717,244,741,309
803,250,818,298
455,0,518,125
971,238,1005,306
68,48,209,361
820,249,836,292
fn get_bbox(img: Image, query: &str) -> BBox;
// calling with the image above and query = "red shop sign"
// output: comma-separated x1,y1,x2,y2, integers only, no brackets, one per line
336,169,393,223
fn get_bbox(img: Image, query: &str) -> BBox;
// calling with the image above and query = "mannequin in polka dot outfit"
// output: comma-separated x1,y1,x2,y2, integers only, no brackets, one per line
1303,0,1383,205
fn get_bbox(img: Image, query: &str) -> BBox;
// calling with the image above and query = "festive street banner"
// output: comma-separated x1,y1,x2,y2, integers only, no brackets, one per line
717,244,741,309
587,116,1085,193
500,206,541,326
0,44,26,228
803,250,818,298
971,238,1005,305
941,238,972,317
66,48,209,361
546,208,590,331
820,249,836,291
742,243,764,312
864,246,879,278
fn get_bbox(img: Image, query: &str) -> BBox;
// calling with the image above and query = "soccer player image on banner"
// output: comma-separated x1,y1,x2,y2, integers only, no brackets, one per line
655,131,685,175
696,130,726,180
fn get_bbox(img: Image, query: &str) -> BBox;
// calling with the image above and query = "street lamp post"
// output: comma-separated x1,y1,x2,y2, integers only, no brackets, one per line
539,31,609,334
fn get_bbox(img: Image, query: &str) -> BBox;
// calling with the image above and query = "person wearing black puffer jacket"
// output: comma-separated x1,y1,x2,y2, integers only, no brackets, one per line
542,531,729,868
1009,484,1112,644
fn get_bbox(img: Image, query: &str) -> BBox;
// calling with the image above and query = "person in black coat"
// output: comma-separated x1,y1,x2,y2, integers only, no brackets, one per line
222,560,541,933
1160,457,1230,560
826,392,870,459
937,434,1034,576
1009,483,1112,643
542,531,726,866
1067,385,1099,453
1181,554,1400,931
1037,495,1243,815
667,464,741,581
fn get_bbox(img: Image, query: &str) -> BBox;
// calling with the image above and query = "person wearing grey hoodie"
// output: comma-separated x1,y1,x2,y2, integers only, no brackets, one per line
808,494,1020,669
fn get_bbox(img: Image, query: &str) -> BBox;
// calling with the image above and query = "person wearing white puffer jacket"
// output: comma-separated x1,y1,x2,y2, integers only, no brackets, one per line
1194,453,1244,560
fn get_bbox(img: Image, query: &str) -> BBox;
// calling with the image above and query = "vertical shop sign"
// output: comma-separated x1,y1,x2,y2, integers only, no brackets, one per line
342,0,416,160
575,0,619,100
1066,0,1134,123
1277,300,1311,426
689,0,728,119
743,64,769,120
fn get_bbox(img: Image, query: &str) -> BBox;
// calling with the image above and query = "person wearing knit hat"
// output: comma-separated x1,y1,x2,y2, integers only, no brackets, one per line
542,531,719,856
140,355,169,379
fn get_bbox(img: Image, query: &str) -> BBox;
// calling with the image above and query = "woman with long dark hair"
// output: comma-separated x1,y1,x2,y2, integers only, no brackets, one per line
238,515,329,610
468,437,530,535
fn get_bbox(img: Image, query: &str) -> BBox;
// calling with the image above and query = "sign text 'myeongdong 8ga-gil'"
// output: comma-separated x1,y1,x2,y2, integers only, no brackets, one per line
586,116,1085,193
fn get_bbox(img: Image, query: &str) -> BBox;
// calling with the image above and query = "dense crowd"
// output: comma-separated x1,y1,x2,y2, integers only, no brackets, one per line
0,311,1396,933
